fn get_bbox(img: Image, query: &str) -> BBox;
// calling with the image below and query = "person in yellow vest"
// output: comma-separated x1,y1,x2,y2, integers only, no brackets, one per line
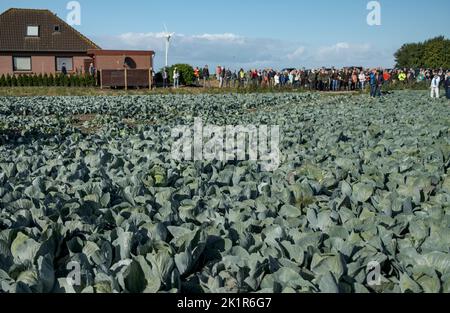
398,71,407,83
238,68,245,88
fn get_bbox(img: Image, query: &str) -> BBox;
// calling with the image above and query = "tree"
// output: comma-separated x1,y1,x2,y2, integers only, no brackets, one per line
423,36,450,69
395,36,450,68
394,42,424,68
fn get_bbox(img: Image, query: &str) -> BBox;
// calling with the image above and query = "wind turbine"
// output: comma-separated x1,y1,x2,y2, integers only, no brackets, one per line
162,24,175,68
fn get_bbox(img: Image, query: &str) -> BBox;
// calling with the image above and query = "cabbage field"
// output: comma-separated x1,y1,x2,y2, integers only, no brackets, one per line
0,91,449,293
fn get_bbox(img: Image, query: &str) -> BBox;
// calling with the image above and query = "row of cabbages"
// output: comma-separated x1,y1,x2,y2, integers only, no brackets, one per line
0,91,449,293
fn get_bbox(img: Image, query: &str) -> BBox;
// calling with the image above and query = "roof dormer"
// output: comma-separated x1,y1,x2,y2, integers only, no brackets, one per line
26,25,39,37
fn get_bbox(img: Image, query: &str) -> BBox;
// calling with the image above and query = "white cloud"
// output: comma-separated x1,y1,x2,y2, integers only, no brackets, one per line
287,47,306,61
92,33,395,70
191,33,244,43
315,42,374,66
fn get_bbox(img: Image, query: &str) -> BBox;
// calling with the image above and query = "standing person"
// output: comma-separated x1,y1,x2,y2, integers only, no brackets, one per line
331,70,337,91
445,72,450,100
173,67,180,89
416,70,425,83
219,66,225,88
398,71,407,83
274,72,280,87
88,63,96,76
341,69,348,91
430,73,441,98
289,70,295,86
162,68,168,88
225,68,232,88
383,70,391,85
369,69,377,97
317,70,323,91
194,67,200,86
269,69,276,87
359,71,366,90
231,70,237,88
308,70,316,90
376,70,384,97
262,69,269,87
324,70,330,91
351,70,358,91
216,66,222,81
238,68,245,88
61,63,68,76
202,65,210,88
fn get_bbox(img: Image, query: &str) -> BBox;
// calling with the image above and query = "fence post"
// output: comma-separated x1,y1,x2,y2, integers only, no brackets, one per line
124,68,128,90
149,68,152,90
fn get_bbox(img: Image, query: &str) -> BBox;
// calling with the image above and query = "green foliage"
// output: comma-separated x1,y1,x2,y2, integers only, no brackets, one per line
48,74,54,86
1,92,450,293
42,74,49,86
17,75,24,87
423,36,450,69
62,74,69,87
5,74,12,87
37,74,44,86
395,36,450,68
10,75,17,87
0,73,97,88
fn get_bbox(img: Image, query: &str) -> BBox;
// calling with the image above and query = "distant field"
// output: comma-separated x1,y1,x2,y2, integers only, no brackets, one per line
1,91,449,293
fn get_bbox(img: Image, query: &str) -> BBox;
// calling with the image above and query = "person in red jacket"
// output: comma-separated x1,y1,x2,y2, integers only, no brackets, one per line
383,70,391,82
194,67,200,86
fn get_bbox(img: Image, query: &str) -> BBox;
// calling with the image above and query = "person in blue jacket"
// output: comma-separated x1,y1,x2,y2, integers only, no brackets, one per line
369,69,377,97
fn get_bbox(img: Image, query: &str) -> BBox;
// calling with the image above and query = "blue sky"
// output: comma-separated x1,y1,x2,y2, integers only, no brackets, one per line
1,0,449,69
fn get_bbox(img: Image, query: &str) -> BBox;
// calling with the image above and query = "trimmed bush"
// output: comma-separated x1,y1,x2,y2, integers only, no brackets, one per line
6,74,12,87
42,74,49,86
10,75,17,87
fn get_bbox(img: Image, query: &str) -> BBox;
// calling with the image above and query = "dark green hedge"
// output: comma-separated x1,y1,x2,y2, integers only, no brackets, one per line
0,73,96,87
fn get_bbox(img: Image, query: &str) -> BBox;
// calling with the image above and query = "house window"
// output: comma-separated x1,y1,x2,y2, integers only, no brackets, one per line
13,57,32,71
27,26,39,37
54,25,61,32
56,57,73,72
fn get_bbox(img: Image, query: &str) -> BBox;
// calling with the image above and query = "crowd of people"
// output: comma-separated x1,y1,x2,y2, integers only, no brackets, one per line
193,65,450,99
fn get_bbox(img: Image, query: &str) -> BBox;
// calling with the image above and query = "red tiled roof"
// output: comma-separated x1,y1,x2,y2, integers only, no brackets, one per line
0,8,100,52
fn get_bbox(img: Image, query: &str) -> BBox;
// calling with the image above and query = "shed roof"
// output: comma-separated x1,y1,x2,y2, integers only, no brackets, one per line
88,49,155,56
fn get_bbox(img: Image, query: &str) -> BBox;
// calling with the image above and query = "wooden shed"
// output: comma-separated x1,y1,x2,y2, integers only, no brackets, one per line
87,49,155,89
